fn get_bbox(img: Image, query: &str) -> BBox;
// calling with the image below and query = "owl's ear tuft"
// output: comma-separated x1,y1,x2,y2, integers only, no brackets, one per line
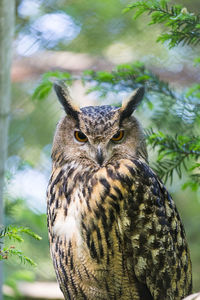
53,81,80,121
119,87,145,122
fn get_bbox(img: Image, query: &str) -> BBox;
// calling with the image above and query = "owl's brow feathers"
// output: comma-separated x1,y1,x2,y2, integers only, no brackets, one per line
53,81,145,123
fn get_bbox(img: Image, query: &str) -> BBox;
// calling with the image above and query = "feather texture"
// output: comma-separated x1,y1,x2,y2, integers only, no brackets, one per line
47,84,192,300
47,158,192,299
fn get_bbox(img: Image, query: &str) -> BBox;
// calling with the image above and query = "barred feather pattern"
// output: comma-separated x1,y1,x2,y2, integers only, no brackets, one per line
47,155,192,300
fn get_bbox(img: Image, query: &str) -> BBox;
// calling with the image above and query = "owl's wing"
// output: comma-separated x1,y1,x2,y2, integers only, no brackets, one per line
123,159,192,300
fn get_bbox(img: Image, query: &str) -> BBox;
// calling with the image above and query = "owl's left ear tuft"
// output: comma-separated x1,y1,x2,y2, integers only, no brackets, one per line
53,80,80,121
119,87,145,122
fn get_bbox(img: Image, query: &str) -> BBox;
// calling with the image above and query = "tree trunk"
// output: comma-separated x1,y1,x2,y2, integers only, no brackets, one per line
0,1,15,299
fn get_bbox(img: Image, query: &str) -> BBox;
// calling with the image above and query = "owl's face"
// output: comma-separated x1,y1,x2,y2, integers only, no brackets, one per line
52,82,147,167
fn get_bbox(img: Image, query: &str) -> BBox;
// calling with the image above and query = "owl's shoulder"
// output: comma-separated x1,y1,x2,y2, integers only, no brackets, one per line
119,158,176,221
105,158,168,199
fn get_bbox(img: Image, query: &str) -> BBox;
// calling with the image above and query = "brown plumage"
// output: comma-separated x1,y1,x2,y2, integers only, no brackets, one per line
47,81,192,300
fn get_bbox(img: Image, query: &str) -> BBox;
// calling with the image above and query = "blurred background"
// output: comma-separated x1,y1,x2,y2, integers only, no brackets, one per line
2,0,200,299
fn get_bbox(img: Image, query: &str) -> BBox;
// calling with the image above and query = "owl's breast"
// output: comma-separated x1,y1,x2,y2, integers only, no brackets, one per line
48,159,136,245
47,158,193,300
47,159,158,299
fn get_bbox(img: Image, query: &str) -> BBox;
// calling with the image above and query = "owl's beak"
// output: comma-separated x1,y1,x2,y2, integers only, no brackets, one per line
96,146,104,166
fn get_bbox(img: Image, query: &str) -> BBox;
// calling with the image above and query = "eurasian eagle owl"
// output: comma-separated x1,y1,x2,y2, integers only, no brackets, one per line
47,81,192,300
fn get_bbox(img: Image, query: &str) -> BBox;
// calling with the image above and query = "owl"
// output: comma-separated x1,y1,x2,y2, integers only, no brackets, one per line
47,81,192,300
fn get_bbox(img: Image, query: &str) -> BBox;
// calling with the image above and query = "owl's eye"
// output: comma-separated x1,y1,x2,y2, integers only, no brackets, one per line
74,131,88,143
111,130,124,142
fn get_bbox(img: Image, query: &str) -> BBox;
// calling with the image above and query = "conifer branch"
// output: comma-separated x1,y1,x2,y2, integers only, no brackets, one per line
146,129,200,186
124,0,200,48
0,225,41,265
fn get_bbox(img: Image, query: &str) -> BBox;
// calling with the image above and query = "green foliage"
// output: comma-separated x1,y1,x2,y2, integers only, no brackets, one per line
146,130,200,188
186,83,200,98
194,57,200,66
32,71,72,101
4,190,55,284
82,62,174,99
0,225,41,266
34,62,175,110
124,0,200,48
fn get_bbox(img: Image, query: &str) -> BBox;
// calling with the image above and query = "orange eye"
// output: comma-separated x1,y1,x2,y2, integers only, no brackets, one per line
111,130,124,142
74,131,88,143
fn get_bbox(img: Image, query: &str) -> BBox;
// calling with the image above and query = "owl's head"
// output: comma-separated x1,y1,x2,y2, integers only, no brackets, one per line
52,81,147,167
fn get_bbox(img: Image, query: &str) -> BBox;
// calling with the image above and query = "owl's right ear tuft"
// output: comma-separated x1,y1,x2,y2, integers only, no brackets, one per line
53,81,80,122
119,87,145,123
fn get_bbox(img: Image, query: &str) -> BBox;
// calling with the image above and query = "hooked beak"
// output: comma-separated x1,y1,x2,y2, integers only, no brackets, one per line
96,146,104,166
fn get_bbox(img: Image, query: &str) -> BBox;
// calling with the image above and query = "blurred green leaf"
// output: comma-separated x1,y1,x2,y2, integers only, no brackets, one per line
32,81,52,101
32,71,73,101
186,84,200,98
